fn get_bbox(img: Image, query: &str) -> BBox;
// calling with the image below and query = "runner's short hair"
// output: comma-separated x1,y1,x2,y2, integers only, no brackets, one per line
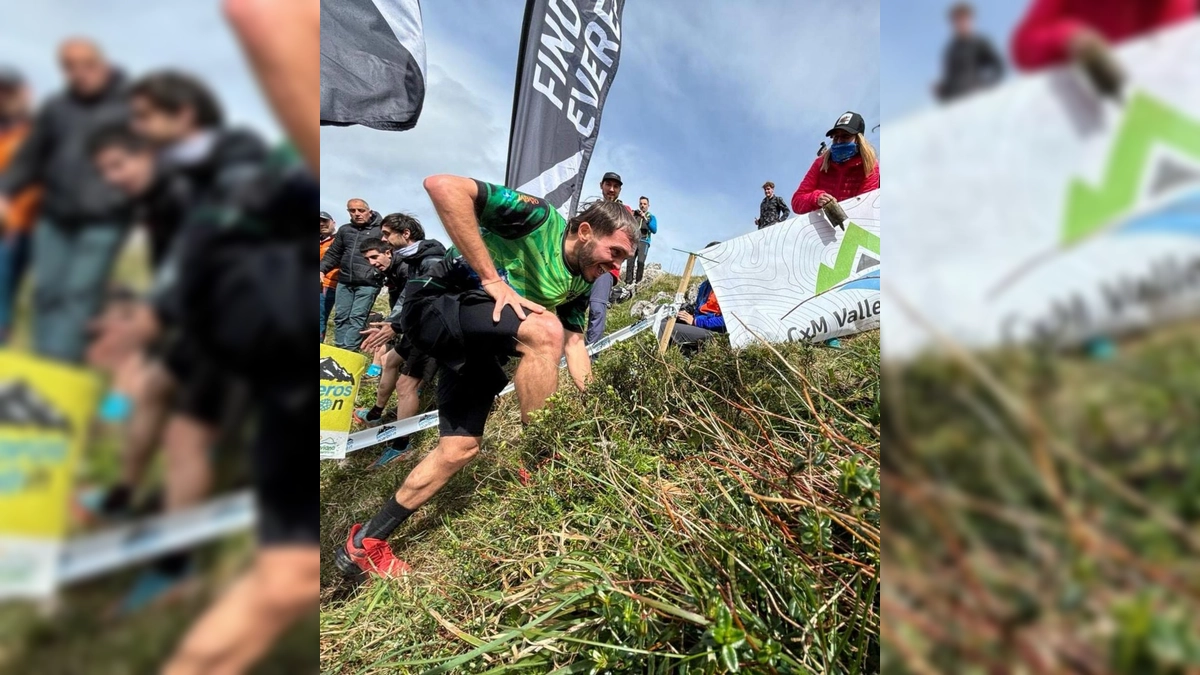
131,70,224,128
382,212,424,241
360,237,389,255
762,181,775,189
569,199,638,243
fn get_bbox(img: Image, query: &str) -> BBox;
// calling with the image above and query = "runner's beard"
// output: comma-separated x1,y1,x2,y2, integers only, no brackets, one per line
575,238,608,282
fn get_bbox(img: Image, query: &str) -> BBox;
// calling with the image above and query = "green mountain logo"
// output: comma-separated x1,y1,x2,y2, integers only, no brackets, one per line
815,222,880,294
1062,92,1200,244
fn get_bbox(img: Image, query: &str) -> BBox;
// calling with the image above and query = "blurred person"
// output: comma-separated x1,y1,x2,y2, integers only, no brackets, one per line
585,171,631,343
334,177,636,579
658,243,727,354
319,198,383,349
623,195,657,285
85,73,267,612
756,180,790,230
355,215,446,464
0,66,41,345
0,38,132,363
1010,0,1196,97
319,210,338,341
1011,0,1196,71
935,2,1005,103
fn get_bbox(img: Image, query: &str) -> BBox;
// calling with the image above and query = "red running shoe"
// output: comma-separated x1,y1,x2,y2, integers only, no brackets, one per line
334,524,411,580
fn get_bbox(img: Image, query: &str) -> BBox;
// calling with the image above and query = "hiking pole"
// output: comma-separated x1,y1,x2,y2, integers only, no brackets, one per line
657,253,697,356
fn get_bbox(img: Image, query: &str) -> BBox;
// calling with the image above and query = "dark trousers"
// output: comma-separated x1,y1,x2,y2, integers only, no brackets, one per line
623,241,649,284
585,272,616,345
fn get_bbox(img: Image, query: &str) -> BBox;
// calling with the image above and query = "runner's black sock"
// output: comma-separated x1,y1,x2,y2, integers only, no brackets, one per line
366,405,383,421
354,497,414,546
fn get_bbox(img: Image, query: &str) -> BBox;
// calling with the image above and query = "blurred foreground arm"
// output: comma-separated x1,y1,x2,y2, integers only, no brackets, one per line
224,0,319,176
563,330,590,392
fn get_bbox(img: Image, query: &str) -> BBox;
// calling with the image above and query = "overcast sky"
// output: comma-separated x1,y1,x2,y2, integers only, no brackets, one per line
4,0,279,140
321,0,881,275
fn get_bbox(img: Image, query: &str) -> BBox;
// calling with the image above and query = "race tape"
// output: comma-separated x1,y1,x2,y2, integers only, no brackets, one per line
59,491,255,584
341,308,667,455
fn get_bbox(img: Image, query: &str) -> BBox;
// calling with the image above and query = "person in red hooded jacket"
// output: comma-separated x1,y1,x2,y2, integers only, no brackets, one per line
1010,0,1196,72
791,111,880,216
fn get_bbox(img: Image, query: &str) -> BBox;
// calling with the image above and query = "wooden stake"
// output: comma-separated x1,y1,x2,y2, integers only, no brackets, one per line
657,253,697,356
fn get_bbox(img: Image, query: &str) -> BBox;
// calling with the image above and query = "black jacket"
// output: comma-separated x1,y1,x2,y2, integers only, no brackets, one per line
320,211,384,287
0,70,131,225
387,238,447,331
137,129,268,269
936,34,1005,102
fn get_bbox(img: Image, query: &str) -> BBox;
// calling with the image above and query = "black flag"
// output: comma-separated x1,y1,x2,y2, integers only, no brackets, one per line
505,0,625,216
321,0,428,131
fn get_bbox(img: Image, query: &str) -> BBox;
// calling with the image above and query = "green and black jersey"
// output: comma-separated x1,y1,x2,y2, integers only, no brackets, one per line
418,180,593,333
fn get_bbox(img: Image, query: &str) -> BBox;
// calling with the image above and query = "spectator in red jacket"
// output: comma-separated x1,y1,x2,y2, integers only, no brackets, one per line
1011,0,1196,72
791,111,880,216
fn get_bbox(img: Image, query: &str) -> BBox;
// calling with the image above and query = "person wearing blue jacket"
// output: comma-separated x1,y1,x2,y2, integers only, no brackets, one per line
624,195,657,284
660,243,726,353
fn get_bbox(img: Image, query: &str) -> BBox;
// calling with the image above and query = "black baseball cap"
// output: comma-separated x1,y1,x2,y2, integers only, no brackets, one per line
826,111,866,138
601,171,622,186
319,211,333,221
0,66,24,88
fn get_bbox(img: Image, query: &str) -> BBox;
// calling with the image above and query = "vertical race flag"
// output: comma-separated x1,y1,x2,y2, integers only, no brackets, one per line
506,0,625,216
320,0,428,131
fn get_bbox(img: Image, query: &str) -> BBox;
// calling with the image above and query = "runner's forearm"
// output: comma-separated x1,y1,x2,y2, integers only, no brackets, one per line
563,330,590,391
424,175,502,284
225,0,320,176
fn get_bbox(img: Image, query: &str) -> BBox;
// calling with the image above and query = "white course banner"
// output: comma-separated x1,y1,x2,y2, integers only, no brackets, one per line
701,189,880,348
886,20,1200,361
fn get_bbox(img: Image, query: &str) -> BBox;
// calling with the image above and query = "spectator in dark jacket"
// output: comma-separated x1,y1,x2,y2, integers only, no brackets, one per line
935,3,1006,103
756,181,790,229
0,39,132,363
320,198,384,348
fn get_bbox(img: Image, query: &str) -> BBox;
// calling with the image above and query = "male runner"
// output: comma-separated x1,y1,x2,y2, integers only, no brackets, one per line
335,175,637,579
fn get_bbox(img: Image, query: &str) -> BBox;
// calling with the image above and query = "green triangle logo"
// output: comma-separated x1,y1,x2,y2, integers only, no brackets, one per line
1062,92,1200,245
815,222,880,294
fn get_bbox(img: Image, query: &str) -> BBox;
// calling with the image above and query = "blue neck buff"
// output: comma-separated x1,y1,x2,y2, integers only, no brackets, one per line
830,141,858,163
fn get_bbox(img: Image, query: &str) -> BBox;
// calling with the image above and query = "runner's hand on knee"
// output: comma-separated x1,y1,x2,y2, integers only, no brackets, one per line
483,279,544,322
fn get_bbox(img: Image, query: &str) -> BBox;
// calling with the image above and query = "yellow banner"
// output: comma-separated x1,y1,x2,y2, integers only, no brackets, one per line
320,344,368,459
0,350,102,539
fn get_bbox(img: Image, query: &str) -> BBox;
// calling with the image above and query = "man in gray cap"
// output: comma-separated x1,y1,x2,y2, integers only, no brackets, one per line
0,39,132,363
320,209,338,341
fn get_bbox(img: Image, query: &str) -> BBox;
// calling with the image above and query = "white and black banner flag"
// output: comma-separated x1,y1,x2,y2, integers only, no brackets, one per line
505,0,625,216
320,0,428,131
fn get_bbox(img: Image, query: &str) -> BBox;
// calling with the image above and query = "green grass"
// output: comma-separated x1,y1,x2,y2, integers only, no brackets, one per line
321,273,881,674
881,320,1200,673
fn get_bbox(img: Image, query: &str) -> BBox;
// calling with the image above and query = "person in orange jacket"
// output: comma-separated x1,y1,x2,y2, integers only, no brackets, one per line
0,66,41,343
319,210,338,340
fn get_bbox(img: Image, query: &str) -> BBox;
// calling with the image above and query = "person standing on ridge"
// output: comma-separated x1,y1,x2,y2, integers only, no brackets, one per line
935,2,1006,103
756,181,790,230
